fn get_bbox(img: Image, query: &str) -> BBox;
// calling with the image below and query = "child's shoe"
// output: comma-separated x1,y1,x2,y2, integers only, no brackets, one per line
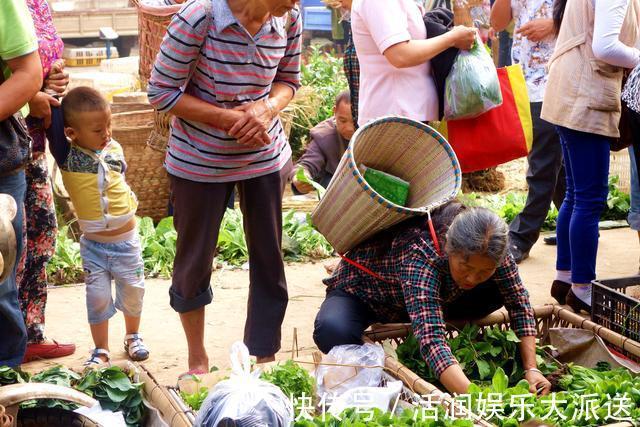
124,333,149,361
84,348,110,366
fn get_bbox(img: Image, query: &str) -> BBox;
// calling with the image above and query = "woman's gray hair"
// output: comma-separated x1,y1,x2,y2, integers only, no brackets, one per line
444,207,509,265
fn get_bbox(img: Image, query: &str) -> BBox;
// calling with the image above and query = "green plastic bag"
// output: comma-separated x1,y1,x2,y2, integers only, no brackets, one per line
360,165,410,207
444,36,502,120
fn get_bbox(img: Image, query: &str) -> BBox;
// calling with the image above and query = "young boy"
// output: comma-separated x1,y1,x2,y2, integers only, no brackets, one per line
47,86,149,365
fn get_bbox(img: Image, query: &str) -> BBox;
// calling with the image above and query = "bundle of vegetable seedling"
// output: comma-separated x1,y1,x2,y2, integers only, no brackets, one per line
0,365,145,426
396,325,558,386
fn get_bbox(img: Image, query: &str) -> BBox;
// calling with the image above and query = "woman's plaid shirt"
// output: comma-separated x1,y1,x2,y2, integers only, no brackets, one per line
323,223,537,378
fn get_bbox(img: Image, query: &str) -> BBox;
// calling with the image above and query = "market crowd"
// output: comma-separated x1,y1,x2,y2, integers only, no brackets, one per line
1,0,639,399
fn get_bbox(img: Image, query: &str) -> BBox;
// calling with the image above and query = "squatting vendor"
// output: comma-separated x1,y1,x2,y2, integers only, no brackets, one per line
313,202,552,395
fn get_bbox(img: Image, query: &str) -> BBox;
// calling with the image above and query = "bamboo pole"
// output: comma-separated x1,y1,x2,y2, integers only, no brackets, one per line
554,306,640,359
138,364,193,427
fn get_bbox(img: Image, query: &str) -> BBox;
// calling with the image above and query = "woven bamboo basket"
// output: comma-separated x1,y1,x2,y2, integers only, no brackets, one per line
365,305,640,427
311,117,462,254
133,0,181,152
112,110,170,222
610,149,631,194
452,0,486,27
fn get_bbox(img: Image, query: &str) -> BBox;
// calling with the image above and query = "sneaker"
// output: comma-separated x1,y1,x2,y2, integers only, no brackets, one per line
510,245,530,264
23,340,76,363
543,235,557,245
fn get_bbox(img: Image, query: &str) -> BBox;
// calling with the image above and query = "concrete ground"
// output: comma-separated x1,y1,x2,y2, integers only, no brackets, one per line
25,227,640,386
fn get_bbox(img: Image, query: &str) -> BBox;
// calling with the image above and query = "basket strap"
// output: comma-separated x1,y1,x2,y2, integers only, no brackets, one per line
339,216,442,283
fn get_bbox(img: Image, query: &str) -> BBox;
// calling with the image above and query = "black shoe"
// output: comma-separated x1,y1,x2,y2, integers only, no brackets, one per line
543,235,557,245
550,280,571,305
566,289,591,315
510,245,530,264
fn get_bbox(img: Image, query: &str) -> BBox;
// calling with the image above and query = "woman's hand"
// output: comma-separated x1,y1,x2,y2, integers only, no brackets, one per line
448,26,478,50
524,369,551,396
228,100,275,147
44,60,69,95
292,167,315,194
28,92,61,128
516,19,554,42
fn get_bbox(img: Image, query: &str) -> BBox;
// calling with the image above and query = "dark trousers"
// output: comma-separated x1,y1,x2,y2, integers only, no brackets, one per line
169,163,290,357
313,283,504,354
509,102,566,252
0,171,27,367
555,126,610,284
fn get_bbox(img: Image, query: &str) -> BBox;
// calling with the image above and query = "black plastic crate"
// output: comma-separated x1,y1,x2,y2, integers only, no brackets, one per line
592,277,640,342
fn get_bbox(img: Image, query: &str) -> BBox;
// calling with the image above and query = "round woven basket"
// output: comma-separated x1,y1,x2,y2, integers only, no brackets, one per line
112,110,170,222
133,0,182,153
311,117,462,254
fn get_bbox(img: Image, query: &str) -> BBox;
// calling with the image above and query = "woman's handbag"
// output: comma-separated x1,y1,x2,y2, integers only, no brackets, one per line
437,64,532,173
0,68,33,175
0,112,32,175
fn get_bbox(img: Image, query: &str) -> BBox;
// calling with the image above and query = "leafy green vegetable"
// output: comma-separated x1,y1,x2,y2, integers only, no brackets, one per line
179,375,209,411
603,175,631,221
295,166,327,199
0,365,30,385
50,209,334,284
46,225,83,286
4,365,146,427
459,175,629,232
75,366,145,426
139,216,176,278
465,366,640,426
396,325,557,386
261,360,315,404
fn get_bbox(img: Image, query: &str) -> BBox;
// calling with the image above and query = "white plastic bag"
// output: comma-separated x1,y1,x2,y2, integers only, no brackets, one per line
195,342,293,427
315,343,385,401
327,380,403,417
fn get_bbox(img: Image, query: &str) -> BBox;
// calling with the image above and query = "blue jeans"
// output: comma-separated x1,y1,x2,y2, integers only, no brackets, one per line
80,235,145,325
0,171,27,367
628,146,640,230
556,126,610,284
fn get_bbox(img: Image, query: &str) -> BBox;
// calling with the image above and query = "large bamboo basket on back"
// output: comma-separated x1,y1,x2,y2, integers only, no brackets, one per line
311,117,462,254
133,0,182,152
112,110,170,221
365,305,640,427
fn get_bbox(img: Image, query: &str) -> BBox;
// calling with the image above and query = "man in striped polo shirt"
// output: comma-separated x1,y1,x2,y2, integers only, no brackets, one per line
148,0,301,373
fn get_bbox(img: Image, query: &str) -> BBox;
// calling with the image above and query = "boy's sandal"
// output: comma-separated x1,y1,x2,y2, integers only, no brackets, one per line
84,348,110,367
124,333,149,362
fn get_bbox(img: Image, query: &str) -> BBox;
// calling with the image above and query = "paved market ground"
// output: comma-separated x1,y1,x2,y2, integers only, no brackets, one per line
25,227,639,386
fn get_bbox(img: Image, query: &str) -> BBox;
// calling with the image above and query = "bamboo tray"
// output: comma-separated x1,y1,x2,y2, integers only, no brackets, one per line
365,305,640,427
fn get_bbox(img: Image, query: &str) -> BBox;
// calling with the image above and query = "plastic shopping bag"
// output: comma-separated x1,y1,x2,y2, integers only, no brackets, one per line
444,36,502,120
195,342,293,427
315,343,385,400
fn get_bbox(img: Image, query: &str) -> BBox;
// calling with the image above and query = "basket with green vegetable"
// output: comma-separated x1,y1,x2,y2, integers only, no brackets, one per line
311,116,462,254
0,362,191,427
365,305,640,427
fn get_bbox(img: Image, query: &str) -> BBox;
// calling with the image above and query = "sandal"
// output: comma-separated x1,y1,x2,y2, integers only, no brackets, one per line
124,333,149,361
84,348,110,366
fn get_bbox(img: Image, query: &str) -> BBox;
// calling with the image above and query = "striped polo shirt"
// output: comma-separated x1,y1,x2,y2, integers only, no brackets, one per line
147,0,302,183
